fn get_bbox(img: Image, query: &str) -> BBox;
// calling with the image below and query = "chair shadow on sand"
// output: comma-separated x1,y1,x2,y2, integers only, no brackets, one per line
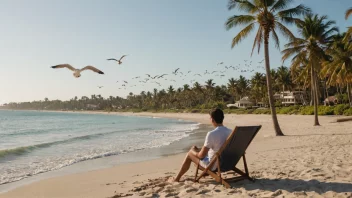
221,178,352,194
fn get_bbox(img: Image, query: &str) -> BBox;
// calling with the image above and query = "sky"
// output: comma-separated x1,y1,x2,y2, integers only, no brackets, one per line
0,0,350,104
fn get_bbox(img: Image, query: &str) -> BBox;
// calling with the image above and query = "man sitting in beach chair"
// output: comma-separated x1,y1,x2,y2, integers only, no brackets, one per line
174,108,231,182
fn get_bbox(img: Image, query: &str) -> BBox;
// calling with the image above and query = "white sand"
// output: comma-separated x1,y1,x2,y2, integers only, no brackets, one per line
1,113,352,198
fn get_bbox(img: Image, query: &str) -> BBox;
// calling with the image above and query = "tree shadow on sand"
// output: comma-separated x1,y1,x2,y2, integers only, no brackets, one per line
229,178,352,194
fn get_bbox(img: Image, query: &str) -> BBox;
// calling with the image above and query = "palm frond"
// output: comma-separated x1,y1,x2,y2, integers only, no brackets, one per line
275,21,295,41
231,23,256,48
281,46,305,61
345,8,352,20
270,0,293,12
271,29,280,50
322,27,339,40
251,26,263,56
228,0,258,13
277,4,311,18
225,15,256,30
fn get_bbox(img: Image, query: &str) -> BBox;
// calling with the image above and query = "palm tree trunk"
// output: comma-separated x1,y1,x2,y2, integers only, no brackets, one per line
310,87,314,106
264,34,284,136
347,83,352,107
311,67,320,126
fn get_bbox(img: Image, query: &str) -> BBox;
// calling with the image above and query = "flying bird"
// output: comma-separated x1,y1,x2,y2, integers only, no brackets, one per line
124,81,128,84
172,68,180,75
217,62,224,65
107,55,128,65
194,74,202,77
151,75,159,79
158,74,168,78
98,86,103,89
51,64,104,78
211,71,218,74
146,74,151,78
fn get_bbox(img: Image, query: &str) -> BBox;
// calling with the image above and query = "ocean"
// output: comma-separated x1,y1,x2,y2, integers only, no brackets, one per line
0,110,200,185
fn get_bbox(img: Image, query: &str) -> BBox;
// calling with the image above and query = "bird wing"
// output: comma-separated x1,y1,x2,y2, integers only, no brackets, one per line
119,55,127,61
175,68,180,72
80,66,104,74
51,64,76,71
107,58,118,61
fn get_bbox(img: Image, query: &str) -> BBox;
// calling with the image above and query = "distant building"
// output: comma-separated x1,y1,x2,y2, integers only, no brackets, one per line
234,97,254,108
275,91,309,106
86,104,99,110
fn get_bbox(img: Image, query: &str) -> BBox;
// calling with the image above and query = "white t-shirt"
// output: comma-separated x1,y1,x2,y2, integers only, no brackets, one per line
202,126,232,168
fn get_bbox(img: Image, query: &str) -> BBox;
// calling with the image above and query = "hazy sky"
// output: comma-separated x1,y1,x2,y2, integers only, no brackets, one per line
0,0,350,104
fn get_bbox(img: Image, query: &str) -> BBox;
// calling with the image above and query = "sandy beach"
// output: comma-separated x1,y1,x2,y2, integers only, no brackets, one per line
1,113,352,198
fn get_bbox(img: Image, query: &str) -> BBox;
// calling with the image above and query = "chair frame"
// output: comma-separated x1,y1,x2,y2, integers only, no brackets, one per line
193,126,261,188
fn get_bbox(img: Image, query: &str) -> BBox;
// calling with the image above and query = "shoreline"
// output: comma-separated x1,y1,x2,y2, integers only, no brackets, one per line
0,111,211,195
1,113,352,197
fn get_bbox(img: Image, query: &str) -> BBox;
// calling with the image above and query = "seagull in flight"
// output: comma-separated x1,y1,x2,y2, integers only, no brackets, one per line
97,86,103,89
172,68,180,75
107,55,128,65
51,64,104,78
217,62,224,66
158,74,168,78
124,81,128,84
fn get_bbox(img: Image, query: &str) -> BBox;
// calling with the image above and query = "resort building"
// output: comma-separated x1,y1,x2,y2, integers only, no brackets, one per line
275,91,309,106
233,97,254,108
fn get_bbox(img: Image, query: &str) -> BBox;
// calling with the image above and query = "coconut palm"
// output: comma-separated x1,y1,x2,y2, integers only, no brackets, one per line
322,33,352,106
251,72,267,103
237,75,249,99
282,14,338,126
227,78,237,101
225,0,310,136
276,66,293,92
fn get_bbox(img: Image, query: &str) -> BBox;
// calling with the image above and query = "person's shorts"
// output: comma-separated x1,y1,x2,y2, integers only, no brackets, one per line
199,156,210,168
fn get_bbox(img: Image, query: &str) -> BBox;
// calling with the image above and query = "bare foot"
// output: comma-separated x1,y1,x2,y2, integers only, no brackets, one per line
167,176,179,183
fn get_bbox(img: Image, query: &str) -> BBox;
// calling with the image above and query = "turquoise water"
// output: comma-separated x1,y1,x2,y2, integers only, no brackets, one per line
0,110,199,184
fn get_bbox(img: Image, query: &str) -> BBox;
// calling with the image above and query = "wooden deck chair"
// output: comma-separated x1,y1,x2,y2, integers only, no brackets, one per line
194,125,262,188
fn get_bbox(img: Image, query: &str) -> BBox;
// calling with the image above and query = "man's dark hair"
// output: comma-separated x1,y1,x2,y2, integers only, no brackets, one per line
209,108,224,124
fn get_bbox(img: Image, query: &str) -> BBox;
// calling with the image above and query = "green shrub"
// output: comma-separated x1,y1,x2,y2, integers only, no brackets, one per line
299,106,314,115
228,106,238,109
253,109,271,114
212,102,226,109
343,108,352,116
318,106,334,115
275,101,282,107
277,106,300,114
334,104,350,115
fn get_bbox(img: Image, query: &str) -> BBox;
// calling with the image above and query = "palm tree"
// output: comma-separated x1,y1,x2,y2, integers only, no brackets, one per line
282,14,338,126
322,33,352,106
225,0,310,136
227,78,237,102
276,66,293,92
237,75,249,99
251,72,266,104
205,79,215,90
183,84,190,91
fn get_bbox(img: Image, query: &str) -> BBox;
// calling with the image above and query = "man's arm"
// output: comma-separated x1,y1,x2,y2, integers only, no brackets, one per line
190,146,209,159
